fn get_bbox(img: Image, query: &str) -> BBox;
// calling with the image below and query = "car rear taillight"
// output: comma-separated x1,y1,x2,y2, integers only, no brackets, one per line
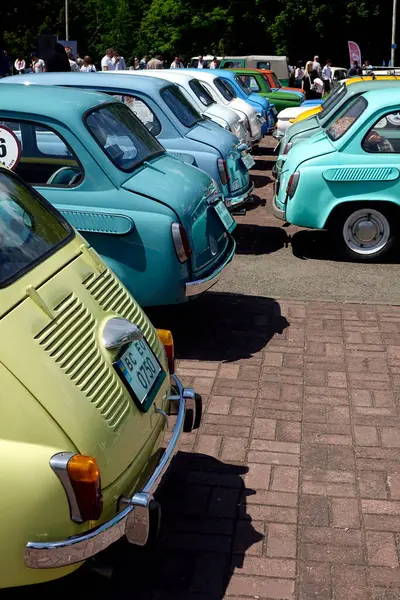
282,142,293,155
67,455,102,522
171,223,192,263
217,159,230,185
157,329,175,373
286,172,300,198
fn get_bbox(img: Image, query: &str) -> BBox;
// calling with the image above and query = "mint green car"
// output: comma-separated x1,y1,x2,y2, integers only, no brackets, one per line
273,89,400,261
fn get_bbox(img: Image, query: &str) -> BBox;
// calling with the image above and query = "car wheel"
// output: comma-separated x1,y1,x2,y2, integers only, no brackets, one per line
333,205,396,261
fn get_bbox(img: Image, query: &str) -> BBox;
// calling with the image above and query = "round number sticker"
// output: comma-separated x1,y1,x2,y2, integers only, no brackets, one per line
0,126,21,171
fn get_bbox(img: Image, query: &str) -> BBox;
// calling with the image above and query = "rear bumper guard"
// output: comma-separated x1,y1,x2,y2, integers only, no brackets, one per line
24,375,201,570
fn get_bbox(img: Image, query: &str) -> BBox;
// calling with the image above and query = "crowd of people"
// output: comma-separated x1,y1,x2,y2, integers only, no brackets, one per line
290,55,374,100
0,46,221,77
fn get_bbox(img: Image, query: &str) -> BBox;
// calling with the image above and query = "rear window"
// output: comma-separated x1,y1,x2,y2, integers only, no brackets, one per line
318,83,348,122
0,169,72,287
215,78,236,100
85,102,164,172
326,96,367,141
161,85,202,128
257,61,271,70
189,79,215,107
235,75,251,96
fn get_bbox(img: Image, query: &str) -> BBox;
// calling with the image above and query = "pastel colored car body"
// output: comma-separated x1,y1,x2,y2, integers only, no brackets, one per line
0,166,201,588
181,69,263,146
273,88,400,260
231,68,302,113
6,72,253,210
211,69,276,135
0,83,236,306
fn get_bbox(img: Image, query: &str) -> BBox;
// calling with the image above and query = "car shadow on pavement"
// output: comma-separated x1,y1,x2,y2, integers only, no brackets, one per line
234,223,289,255
147,291,289,362
251,173,272,189
5,455,262,600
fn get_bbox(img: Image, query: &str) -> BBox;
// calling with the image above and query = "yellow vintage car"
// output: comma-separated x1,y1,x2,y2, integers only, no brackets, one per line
0,166,201,588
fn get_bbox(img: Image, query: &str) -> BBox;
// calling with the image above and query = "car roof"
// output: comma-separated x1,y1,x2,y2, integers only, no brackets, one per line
357,87,400,108
117,70,198,84
0,81,115,118
222,55,286,60
226,68,266,74
344,78,400,95
2,72,170,93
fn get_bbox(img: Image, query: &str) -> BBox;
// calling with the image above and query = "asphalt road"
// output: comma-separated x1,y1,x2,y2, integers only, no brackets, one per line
215,140,400,305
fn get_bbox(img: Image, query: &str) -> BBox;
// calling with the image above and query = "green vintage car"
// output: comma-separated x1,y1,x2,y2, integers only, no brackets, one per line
273,88,400,261
230,68,302,113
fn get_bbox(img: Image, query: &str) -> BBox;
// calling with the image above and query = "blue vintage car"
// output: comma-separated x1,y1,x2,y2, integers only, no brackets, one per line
273,88,400,261
6,73,254,210
0,84,236,305
208,70,277,135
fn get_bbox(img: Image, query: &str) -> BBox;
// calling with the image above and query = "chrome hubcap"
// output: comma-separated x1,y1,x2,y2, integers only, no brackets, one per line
342,208,390,255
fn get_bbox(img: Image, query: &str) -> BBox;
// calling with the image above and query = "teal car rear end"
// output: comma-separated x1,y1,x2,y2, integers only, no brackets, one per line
273,89,400,261
0,84,236,306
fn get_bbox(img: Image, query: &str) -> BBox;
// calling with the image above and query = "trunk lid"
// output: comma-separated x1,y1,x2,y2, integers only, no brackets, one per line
186,121,250,195
0,238,168,488
121,153,231,273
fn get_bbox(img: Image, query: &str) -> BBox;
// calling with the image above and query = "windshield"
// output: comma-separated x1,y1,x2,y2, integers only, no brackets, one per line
85,103,164,172
318,83,347,123
326,96,367,141
189,79,215,107
260,74,272,92
215,78,236,100
0,170,72,287
161,85,203,128
270,72,282,89
234,75,251,96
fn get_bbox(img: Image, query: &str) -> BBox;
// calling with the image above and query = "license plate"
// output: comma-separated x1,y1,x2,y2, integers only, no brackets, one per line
271,107,278,117
215,201,236,232
231,179,240,191
115,338,162,410
241,152,256,170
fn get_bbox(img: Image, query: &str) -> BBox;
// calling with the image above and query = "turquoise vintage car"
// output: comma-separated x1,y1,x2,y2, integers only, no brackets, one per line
0,84,236,306
273,89,400,261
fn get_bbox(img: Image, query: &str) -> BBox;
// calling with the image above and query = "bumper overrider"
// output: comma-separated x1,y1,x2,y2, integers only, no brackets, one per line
185,237,236,297
24,375,201,570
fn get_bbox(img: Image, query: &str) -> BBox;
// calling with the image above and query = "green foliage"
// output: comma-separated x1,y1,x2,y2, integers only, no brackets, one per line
0,0,396,68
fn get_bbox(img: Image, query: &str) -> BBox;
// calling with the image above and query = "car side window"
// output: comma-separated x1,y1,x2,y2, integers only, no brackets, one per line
362,111,400,153
241,75,260,92
0,119,83,187
257,61,271,70
111,94,161,136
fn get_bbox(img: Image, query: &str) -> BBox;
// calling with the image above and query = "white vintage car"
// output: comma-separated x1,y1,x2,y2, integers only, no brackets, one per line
273,106,313,140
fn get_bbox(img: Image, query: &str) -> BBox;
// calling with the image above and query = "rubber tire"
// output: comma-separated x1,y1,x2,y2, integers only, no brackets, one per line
331,204,397,262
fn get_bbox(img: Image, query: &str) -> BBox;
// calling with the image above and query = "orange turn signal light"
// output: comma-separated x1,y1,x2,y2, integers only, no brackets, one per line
67,455,102,522
157,329,175,374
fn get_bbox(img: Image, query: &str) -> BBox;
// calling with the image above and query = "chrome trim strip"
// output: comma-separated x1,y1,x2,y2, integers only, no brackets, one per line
24,375,194,569
49,453,83,524
185,241,236,298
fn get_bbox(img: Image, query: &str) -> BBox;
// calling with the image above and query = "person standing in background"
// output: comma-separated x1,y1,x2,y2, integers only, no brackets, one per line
170,55,184,68
294,61,304,87
14,55,26,75
312,55,322,77
46,43,71,72
197,55,207,68
139,56,148,69
147,55,163,69
348,60,362,76
209,56,219,69
302,60,320,100
101,48,115,71
113,51,126,70
76,54,84,68
80,56,96,72
31,53,45,73
67,52,80,72
322,59,332,93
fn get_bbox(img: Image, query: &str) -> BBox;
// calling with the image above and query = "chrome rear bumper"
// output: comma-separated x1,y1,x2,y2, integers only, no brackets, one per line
185,239,236,297
24,375,200,570
225,181,255,210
